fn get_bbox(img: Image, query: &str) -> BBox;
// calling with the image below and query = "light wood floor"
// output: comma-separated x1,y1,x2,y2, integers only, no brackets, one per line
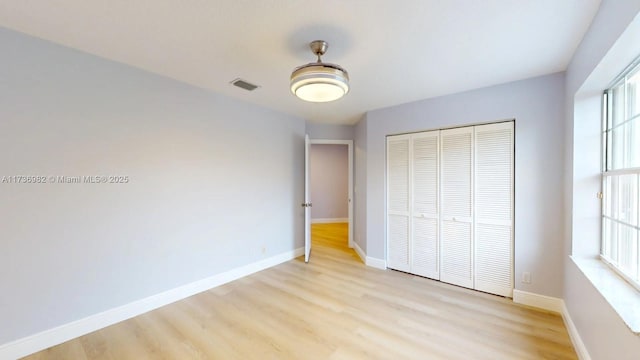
24,223,577,360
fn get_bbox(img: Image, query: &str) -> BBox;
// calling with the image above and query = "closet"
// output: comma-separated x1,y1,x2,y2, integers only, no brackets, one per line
386,121,514,297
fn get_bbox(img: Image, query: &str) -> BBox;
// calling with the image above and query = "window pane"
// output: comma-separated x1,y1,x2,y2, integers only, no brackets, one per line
619,174,638,225
609,220,619,263
603,94,608,132
628,67,640,118
602,217,611,258
618,224,638,280
621,119,639,168
628,117,640,168
608,175,619,219
604,176,609,213
606,129,612,171
612,83,625,127
612,125,624,169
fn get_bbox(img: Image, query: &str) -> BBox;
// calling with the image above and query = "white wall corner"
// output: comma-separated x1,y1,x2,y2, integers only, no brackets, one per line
561,302,592,360
0,247,304,360
354,242,366,264
365,256,387,270
512,291,590,358
512,289,563,313
353,242,386,270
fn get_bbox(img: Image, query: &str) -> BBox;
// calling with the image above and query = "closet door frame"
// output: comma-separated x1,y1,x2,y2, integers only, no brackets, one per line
385,120,514,298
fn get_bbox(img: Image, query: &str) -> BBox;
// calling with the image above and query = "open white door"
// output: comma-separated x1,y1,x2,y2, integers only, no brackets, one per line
304,134,311,262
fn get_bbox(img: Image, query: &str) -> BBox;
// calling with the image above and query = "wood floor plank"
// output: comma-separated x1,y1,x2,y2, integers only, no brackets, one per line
22,223,577,359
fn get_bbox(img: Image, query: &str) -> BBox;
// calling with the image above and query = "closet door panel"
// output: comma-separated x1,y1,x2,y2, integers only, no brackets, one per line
440,221,472,287
413,218,438,278
412,132,440,279
388,215,410,270
474,122,514,297
413,133,439,215
387,136,411,272
440,127,474,289
475,224,512,296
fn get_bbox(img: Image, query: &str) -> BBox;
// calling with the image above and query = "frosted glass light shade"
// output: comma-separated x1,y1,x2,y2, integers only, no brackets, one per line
290,63,349,102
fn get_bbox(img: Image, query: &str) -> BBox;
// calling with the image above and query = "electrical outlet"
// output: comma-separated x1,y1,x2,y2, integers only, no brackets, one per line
522,272,531,284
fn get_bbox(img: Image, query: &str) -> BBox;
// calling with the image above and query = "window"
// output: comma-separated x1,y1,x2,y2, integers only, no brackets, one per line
602,59,640,290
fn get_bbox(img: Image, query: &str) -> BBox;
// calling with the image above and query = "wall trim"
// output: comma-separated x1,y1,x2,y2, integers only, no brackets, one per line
354,242,366,264
353,242,386,270
512,289,563,313
311,218,348,224
513,291,590,358
561,302,592,360
365,256,387,270
0,247,304,360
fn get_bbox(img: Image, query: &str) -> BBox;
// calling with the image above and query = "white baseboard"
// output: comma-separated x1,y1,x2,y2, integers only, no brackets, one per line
512,289,563,313
353,242,386,270
561,302,591,360
354,242,366,264
365,256,387,270
511,291,591,359
311,218,348,224
0,247,304,360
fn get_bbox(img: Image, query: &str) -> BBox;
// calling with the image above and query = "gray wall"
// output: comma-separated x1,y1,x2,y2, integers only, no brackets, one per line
360,73,566,298
0,28,305,345
309,144,348,220
305,122,355,140
563,1,640,358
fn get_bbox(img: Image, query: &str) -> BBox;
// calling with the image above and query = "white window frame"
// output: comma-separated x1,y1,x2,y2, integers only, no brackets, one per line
601,58,640,292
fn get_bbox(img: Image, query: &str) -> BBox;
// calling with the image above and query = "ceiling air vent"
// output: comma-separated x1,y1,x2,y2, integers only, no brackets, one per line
230,78,260,91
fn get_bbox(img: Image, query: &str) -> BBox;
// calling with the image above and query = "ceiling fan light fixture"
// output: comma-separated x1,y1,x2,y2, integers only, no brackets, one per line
290,40,349,103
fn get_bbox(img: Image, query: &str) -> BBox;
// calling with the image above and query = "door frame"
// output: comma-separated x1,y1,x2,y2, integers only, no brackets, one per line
308,139,354,249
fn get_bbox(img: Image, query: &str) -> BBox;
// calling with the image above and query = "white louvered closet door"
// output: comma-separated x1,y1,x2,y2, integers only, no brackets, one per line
440,127,474,289
411,131,440,279
387,135,411,272
474,122,514,297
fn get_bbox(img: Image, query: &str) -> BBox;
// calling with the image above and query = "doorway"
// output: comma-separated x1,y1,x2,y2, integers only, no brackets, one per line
308,140,353,251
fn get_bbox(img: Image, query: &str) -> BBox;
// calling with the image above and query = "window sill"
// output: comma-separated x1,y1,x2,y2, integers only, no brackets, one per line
571,256,640,335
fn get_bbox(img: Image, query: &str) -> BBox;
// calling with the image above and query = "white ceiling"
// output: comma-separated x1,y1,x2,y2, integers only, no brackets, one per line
0,0,601,125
